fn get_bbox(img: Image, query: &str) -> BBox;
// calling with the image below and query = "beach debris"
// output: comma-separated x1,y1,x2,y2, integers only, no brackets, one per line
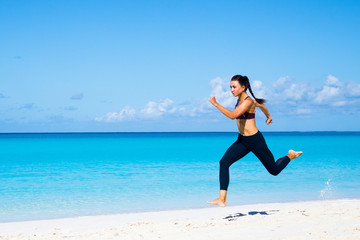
297,210,310,216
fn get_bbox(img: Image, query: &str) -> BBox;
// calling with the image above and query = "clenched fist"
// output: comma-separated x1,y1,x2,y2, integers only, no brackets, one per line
209,96,217,106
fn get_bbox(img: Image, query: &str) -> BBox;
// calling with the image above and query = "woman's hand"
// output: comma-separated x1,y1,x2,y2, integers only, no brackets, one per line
266,116,273,125
255,101,272,125
209,96,218,106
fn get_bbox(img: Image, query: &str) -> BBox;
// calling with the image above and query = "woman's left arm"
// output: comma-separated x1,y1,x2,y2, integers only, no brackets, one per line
254,101,272,125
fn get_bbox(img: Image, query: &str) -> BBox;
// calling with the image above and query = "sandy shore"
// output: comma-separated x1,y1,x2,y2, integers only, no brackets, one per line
0,199,359,240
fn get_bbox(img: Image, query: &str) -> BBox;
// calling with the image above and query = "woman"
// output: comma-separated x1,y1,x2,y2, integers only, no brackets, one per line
207,75,302,207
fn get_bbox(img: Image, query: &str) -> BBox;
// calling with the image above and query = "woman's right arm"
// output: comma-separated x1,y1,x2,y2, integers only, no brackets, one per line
209,96,252,120
255,101,272,125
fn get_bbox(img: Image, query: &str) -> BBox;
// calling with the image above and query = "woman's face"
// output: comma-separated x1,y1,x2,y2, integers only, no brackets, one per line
230,80,245,97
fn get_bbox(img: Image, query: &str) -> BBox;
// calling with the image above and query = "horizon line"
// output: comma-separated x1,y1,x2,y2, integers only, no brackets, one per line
1,130,359,134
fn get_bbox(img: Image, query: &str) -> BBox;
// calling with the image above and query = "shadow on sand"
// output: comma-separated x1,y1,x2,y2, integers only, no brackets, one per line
224,210,279,221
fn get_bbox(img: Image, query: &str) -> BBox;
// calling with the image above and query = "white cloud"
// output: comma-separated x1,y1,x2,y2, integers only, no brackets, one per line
313,85,341,104
178,100,191,106
209,77,234,108
95,106,136,122
331,101,347,107
346,80,360,97
187,77,238,117
272,76,292,90
283,82,309,101
251,80,268,99
95,98,177,122
252,80,262,89
141,98,176,119
187,98,213,117
95,77,235,122
269,75,358,107
95,74,359,122
326,75,342,87
295,108,312,114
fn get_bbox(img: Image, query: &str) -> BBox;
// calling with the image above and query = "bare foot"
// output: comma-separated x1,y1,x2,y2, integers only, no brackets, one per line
288,149,303,160
207,198,226,207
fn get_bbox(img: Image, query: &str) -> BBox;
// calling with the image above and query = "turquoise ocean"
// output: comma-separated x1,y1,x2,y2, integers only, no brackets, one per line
1,132,359,222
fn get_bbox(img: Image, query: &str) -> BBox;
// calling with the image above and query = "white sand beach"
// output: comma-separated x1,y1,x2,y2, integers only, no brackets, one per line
0,199,359,240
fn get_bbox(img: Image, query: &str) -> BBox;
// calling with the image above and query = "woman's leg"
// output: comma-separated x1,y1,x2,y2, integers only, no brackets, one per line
250,132,293,176
207,139,249,206
219,142,250,190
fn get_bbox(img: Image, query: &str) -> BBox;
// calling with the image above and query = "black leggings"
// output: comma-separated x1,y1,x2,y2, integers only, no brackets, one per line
219,131,290,190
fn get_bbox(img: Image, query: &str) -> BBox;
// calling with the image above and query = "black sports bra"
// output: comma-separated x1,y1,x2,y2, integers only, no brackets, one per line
235,96,255,119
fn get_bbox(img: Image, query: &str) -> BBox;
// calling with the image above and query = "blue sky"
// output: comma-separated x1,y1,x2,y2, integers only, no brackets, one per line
1,0,359,132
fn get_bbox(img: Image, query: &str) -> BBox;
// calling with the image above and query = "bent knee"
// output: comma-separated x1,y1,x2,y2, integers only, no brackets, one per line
219,159,230,168
269,170,280,176
219,159,225,167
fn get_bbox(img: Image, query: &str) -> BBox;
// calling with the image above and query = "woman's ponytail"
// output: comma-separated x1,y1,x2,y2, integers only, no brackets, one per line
231,75,266,104
245,76,266,104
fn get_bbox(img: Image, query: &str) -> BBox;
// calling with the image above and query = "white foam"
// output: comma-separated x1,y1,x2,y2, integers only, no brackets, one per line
320,178,333,199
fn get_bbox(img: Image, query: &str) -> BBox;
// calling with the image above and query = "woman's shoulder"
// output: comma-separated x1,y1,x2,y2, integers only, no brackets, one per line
243,96,254,102
237,96,254,107
244,96,251,100
244,96,255,105
253,99,264,107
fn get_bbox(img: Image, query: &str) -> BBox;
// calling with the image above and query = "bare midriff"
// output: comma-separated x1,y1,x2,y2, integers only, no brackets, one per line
236,118,259,136
236,103,258,136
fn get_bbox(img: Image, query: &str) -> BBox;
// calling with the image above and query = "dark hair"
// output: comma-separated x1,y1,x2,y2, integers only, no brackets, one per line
231,75,266,104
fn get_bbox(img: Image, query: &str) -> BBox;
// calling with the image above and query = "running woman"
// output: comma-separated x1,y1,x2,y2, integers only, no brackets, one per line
207,75,303,207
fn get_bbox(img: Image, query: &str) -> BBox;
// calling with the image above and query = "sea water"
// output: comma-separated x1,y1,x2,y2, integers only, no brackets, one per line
0,132,359,222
